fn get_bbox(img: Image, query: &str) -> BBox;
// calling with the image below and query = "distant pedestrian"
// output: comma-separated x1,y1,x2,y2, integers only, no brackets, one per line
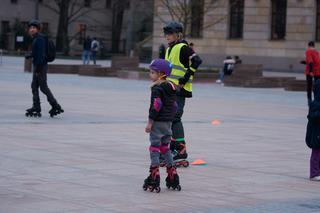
91,37,100,65
234,55,242,64
302,41,320,106
143,59,181,192
306,79,320,181
82,36,91,65
159,44,166,59
25,19,63,118
216,56,235,85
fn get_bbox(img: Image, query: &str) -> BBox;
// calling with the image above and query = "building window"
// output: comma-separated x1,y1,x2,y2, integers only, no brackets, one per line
190,0,204,38
316,0,320,41
271,0,287,40
84,0,91,7
11,0,18,3
229,0,244,39
106,0,111,8
1,21,10,34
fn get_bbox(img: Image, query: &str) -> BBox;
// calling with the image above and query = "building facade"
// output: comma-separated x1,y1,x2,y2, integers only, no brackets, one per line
0,0,153,56
152,0,319,72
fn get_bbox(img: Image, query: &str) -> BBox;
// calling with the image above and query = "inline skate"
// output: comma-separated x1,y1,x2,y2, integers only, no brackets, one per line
25,106,41,117
49,104,64,117
172,143,189,168
143,166,161,193
166,165,181,191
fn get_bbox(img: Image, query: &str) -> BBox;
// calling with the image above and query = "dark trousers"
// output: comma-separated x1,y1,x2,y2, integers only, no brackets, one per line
310,149,320,178
31,65,57,107
306,75,320,104
172,96,185,139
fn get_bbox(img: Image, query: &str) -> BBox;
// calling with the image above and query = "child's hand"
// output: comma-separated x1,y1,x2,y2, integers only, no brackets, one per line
145,123,152,133
145,120,153,133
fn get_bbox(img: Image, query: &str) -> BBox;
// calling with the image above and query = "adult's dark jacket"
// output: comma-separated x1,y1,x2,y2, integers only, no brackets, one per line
306,79,320,149
149,80,177,121
31,33,47,69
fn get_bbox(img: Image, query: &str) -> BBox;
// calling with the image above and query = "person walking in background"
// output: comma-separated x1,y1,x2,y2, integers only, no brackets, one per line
91,37,100,65
25,19,63,118
301,41,320,106
159,44,166,59
234,55,242,65
82,36,91,65
163,21,202,167
143,59,181,192
216,56,235,86
306,79,320,181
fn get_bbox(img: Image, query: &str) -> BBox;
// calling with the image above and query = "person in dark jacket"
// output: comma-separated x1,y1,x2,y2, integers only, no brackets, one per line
143,59,181,192
306,79,320,181
82,36,91,64
25,19,63,118
163,21,202,166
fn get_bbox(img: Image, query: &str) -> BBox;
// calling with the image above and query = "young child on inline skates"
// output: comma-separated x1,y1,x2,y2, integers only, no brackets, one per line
143,59,181,193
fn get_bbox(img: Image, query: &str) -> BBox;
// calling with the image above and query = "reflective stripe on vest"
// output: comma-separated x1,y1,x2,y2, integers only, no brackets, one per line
165,43,193,92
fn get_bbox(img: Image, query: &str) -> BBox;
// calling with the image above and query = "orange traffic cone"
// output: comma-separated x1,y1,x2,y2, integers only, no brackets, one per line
191,159,207,165
211,119,221,125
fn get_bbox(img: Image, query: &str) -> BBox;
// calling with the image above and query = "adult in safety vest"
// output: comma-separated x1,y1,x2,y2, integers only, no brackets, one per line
163,21,202,164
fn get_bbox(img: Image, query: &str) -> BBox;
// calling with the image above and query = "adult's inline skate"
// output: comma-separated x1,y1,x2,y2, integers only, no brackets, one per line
25,106,41,117
49,104,64,117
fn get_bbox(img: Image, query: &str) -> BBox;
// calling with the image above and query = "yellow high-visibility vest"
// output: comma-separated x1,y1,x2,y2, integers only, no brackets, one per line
165,43,193,92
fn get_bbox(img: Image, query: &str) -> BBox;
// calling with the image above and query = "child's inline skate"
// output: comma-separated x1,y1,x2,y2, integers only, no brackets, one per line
49,104,64,117
166,165,181,191
25,106,41,117
143,166,161,193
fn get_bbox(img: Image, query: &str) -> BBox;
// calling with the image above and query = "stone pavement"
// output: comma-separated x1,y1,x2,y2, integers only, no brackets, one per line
0,56,319,213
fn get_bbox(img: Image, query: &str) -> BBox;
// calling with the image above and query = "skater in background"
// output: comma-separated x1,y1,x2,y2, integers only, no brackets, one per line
82,36,91,65
216,56,235,85
306,79,320,181
91,37,100,65
25,19,63,117
301,41,320,106
163,21,202,167
143,59,181,192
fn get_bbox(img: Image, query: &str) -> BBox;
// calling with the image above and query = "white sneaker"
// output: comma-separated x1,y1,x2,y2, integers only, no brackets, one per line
216,79,221,83
310,176,320,181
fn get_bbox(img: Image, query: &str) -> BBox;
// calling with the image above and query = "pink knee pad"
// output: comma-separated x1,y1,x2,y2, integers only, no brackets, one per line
149,146,160,153
160,143,169,154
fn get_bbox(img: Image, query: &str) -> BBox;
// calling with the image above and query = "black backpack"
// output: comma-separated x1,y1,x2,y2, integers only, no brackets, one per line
46,38,56,62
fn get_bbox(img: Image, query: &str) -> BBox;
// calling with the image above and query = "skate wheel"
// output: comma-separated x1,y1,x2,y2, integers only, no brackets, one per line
155,187,161,193
143,184,147,191
176,185,181,191
183,161,189,167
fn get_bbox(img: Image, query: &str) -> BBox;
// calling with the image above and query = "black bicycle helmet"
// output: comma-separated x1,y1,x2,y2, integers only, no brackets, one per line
163,21,183,34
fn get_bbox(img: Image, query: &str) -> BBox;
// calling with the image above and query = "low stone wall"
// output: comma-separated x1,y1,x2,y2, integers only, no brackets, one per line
48,64,82,74
78,66,117,77
45,63,306,90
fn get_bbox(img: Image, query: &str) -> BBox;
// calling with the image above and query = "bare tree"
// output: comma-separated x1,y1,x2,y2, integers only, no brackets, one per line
156,0,241,37
111,0,129,53
40,0,102,55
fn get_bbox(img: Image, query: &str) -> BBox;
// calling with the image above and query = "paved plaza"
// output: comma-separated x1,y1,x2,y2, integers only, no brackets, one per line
0,56,319,212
